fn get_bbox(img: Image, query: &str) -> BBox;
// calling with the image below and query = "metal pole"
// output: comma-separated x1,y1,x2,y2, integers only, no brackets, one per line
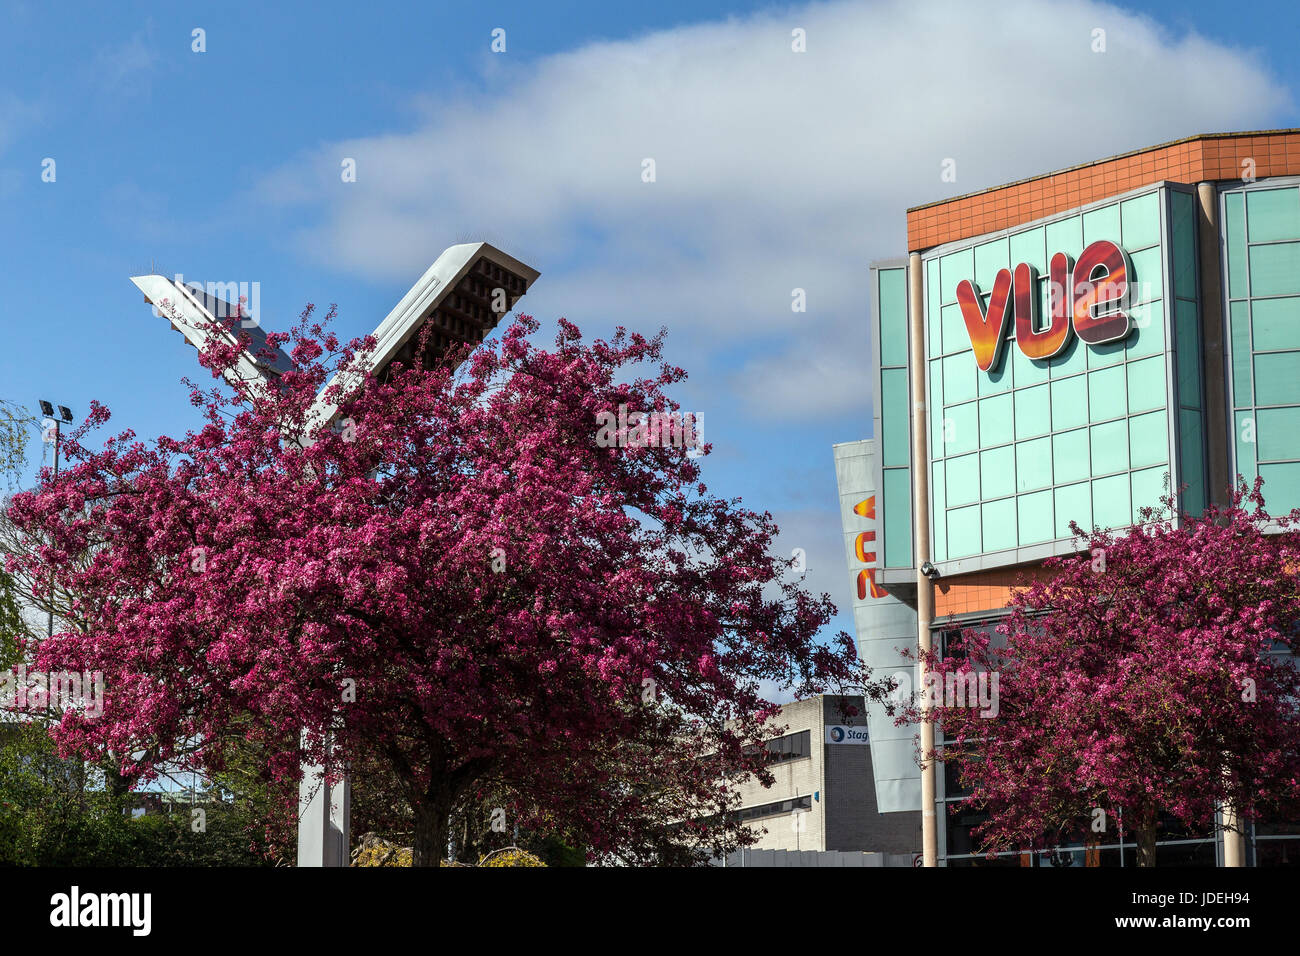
909,251,938,866
47,419,60,639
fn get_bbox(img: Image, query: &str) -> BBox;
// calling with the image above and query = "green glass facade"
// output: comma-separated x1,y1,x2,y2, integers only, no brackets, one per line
873,263,912,569
1224,180,1300,515
871,184,1212,573
923,186,1195,564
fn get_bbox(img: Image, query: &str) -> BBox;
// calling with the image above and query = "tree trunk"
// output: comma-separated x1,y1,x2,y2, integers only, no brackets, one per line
412,793,452,867
1135,820,1158,867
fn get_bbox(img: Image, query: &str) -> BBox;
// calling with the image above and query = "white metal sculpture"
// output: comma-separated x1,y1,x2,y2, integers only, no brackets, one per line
131,242,540,866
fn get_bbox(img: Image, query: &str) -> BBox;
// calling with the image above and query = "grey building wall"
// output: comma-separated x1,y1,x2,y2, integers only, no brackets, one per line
729,694,919,855
822,698,920,855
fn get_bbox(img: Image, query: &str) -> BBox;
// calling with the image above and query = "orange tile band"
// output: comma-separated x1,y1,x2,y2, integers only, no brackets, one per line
930,565,1057,620
907,130,1300,252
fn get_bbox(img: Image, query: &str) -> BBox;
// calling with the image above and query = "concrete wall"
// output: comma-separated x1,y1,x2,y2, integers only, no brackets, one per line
729,695,920,855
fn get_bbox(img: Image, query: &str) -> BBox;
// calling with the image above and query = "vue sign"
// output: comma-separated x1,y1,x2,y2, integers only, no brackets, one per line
956,239,1135,372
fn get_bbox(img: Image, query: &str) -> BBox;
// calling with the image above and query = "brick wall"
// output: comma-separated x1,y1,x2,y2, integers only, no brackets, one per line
931,564,1057,619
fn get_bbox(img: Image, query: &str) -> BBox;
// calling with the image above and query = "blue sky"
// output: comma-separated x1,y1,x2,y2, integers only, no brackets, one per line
1,0,1297,654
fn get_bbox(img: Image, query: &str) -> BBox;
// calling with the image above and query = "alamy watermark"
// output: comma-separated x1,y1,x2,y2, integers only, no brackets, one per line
890,669,1000,718
0,665,104,718
595,404,702,457
155,274,260,328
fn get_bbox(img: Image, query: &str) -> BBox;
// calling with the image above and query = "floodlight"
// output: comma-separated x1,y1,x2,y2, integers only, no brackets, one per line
130,242,540,421
38,400,53,417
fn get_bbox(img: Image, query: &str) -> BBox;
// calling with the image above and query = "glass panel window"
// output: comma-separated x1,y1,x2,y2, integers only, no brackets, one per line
980,445,1015,500
1126,355,1166,413
1087,365,1127,421
946,452,981,507
947,505,981,559
1084,203,1121,247
978,393,1013,447
883,468,912,568
1174,298,1202,409
1015,437,1052,492
1090,419,1129,476
1014,383,1051,439
974,237,1009,292
981,498,1016,553
1092,473,1131,531
943,352,977,405
1017,490,1054,544
1126,299,1165,359
1236,410,1258,474
1230,301,1253,408
1054,481,1091,539
1050,375,1088,432
1245,186,1300,243
1225,191,1247,297
879,269,909,366
1257,406,1300,462
881,367,910,466
1129,410,1169,469
1008,227,1046,274
1045,215,1083,261
1052,428,1090,485
1129,246,1164,303
944,401,979,456
1121,192,1161,250
1252,296,1300,352
1254,353,1300,407
1258,462,1300,515
928,259,943,358
1132,465,1170,523
1248,243,1300,297
940,248,974,306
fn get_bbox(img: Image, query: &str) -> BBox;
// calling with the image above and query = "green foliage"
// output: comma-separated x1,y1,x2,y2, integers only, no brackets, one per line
0,568,24,671
0,721,275,867
0,400,36,492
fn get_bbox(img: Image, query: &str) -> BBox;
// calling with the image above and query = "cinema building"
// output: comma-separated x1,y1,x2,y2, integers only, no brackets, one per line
839,130,1300,866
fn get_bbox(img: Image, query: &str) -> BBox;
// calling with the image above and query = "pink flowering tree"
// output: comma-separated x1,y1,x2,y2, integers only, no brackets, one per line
7,308,881,865
909,482,1300,866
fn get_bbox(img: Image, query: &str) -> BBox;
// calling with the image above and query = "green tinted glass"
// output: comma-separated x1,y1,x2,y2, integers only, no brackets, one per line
1016,437,1052,492
1225,192,1247,298
981,445,1016,500
1248,243,1300,297
1252,297,1300,351
982,497,1017,553
1230,301,1253,408
1052,428,1090,485
883,467,912,568
1129,410,1169,469
879,269,909,366
1054,482,1091,539
1257,406,1300,462
1092,473,1131,531
1017,490,1054,545
947,504,981,559
1246,187,1300,243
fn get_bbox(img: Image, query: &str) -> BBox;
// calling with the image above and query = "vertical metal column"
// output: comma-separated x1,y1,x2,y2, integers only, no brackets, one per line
908,251,937,866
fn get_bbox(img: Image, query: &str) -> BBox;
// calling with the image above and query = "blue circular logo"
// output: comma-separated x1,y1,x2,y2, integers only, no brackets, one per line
830,727,845,742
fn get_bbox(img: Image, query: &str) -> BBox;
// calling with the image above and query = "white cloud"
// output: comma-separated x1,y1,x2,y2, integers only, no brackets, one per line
254,0,1289,421
92,27,158,99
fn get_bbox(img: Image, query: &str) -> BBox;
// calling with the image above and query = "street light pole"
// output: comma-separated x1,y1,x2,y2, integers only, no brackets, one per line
39,401,73,639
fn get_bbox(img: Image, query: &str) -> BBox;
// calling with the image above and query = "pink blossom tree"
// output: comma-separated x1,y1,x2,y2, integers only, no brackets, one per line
910,483,1300,866
7,308,880,865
